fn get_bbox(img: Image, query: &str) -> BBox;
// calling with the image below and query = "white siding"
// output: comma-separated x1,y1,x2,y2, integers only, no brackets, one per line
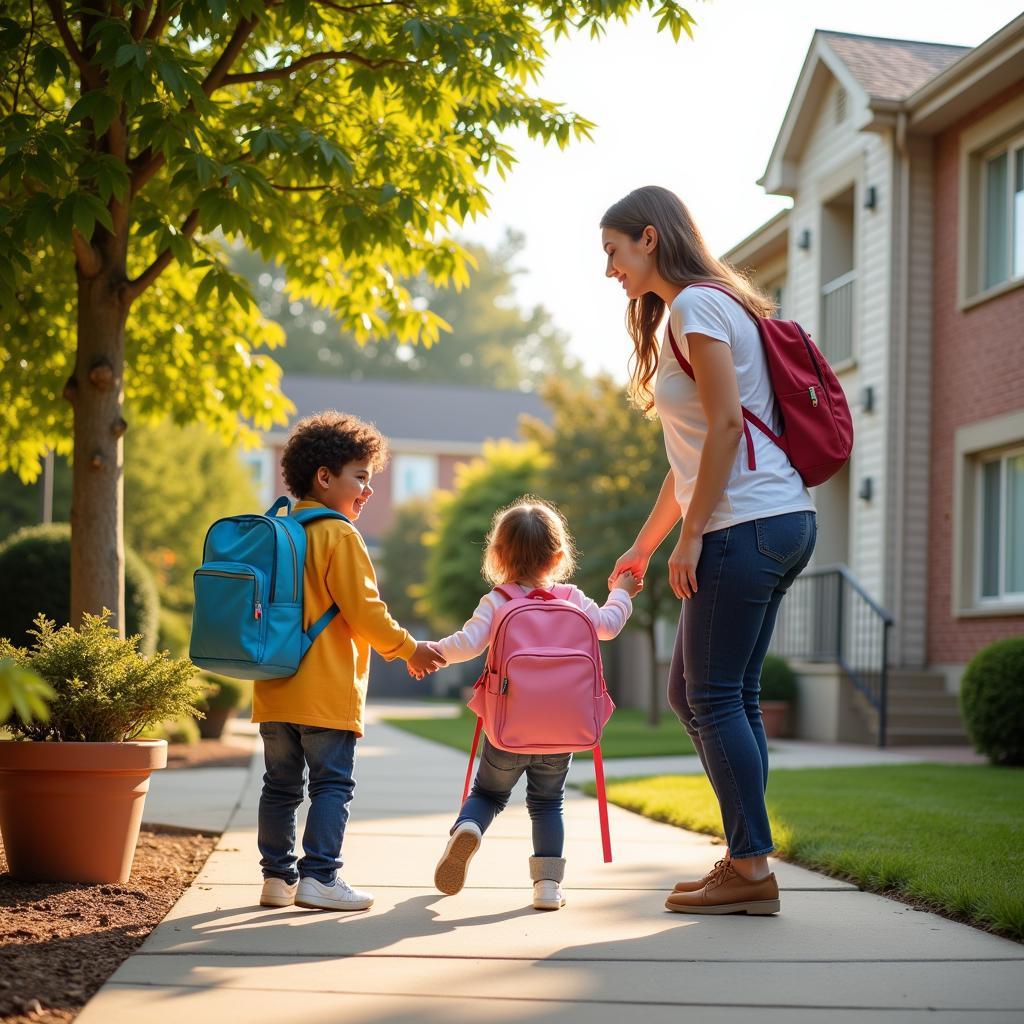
785,75,894,610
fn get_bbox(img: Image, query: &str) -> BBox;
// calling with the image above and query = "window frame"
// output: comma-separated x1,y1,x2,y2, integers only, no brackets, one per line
974,445,1024,607
392,452,439,506
978,133,1024,293
958,95,1024,309
952,411,1024,618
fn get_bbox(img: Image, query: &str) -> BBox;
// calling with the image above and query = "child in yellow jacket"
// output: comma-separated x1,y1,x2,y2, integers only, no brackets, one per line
254,411,445,912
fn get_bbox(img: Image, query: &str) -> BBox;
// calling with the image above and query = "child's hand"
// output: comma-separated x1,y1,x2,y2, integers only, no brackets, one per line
611,569,643,598
408,641,446,680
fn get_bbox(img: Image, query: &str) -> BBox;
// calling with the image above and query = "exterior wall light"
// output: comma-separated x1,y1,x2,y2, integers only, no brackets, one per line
863,185,878,210
859,385,875,413
797,229,811,251
858,476,874,502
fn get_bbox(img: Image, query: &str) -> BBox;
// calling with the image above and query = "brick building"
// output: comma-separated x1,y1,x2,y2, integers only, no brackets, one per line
724,16,1023,742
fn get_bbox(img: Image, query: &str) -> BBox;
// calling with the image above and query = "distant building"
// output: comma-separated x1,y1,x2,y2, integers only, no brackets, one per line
247,375,552,553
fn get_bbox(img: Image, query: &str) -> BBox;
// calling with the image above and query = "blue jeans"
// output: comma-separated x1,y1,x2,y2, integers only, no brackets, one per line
668,512,816,859
457,739,571,858
258,722,357,885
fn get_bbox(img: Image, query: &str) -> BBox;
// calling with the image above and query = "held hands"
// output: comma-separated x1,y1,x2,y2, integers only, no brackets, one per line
608,544,651,592
610,568,643,598
407,641,446,681
668,528,702,600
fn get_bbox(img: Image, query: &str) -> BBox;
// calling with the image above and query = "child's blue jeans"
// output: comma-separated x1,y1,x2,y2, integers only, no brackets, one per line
456,739,571,857
257,722,356,885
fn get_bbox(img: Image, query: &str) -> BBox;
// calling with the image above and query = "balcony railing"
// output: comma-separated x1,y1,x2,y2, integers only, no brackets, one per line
770,565,894,747
821,270,856,365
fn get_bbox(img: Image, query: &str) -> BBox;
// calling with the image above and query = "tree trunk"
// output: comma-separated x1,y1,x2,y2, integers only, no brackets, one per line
70,268,128,633
643,610,659,724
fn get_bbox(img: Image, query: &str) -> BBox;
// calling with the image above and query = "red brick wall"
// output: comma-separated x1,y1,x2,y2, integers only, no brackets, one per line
928,82,1024,667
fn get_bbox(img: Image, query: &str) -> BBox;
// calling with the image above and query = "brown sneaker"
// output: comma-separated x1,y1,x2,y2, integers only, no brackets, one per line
665,862,780,915
673,858,728,893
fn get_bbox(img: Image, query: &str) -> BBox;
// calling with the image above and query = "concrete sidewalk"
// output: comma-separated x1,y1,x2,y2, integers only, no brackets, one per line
80,708,1023,1023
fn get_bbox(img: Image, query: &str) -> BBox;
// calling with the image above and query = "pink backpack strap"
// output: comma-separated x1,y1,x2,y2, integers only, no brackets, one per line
461,717,484,805
492,583,523,602
550,583,574,601
593,744,612,863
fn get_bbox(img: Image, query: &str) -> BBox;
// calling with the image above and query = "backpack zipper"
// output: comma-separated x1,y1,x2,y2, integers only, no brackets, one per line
196,568,261,619
809,386,818,407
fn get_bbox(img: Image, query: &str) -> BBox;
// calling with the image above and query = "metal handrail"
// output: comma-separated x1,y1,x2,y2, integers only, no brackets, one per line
821,269,857,295
770,565,894,747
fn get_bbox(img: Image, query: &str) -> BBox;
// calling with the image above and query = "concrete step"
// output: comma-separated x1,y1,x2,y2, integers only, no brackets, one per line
886,692,961,712
884,709,967,730
885,671,950,693
882,726,972,746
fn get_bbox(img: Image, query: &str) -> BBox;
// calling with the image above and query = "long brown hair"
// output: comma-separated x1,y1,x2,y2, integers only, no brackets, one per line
601,185,775,414
483,496,577,587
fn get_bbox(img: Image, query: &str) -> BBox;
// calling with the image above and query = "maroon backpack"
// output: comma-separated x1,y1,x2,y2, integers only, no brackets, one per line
667,283,853,487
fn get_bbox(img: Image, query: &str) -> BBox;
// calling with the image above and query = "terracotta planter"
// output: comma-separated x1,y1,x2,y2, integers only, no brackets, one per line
198,706,232,740
0,739,167,884
760,701,790,739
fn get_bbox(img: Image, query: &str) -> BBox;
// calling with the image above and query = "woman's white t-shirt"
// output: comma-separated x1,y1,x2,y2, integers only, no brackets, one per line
654,285,815,534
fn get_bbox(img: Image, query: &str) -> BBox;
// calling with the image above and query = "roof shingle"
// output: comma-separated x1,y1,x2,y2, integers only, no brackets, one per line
279,375,551,445
821,31,969,101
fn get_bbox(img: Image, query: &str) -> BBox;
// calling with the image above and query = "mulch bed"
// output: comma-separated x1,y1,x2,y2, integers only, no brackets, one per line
0,827,217,1024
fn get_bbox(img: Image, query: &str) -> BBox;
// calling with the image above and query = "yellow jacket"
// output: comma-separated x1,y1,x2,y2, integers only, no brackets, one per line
251,500,416,735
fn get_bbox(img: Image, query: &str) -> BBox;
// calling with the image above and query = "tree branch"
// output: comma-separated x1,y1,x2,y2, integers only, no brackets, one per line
124,206,200,301
130,14,259,194
220,49,411,84
143,0,178,41
130,0,154,40
44,0,103,89
72,226,103,277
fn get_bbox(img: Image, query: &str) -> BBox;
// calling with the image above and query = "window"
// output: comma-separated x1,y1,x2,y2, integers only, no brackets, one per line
971,130,1024,296
977,449,1024,603
952,411,1024,616
392,453,438,505
239,448,274,507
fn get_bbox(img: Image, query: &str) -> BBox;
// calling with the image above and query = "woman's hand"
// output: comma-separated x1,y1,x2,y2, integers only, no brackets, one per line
668,529,702,600
609,544,651,590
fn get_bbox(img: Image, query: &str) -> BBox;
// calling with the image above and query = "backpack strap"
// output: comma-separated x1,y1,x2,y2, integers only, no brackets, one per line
265,496,292,517
462,716,484,805
593,743,612,863
666,321,784,472
285,508,353,650
493,583,524,602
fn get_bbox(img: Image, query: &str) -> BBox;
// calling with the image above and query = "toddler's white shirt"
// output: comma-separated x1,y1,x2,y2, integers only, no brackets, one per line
435,585,633,665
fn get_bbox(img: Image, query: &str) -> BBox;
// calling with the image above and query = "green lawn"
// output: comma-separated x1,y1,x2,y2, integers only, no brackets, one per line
587,764,1024,941
383,704,695,760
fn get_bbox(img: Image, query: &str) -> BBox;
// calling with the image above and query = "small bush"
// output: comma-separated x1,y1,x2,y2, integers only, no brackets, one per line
759,654,798,702
0,524,159,654
960,636,1024,766
199,672,250,711
0,612,205,743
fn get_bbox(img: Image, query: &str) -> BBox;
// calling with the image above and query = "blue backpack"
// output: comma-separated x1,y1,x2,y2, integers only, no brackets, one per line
189,496,350,680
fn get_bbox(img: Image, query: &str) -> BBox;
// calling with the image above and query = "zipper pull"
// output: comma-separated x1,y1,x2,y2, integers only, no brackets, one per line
500,677,509,694
254,602,263,620
809,386,818,408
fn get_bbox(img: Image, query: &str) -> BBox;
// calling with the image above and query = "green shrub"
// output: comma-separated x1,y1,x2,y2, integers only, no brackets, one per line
759,654,798,703
0,612,205,743
960,636,1024,766
158,605,192,657
0,524,160,655
199,672,250,711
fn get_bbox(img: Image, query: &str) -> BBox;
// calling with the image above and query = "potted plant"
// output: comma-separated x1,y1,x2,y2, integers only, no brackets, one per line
197,673,249,740
759,654,798,739
0,612,205,884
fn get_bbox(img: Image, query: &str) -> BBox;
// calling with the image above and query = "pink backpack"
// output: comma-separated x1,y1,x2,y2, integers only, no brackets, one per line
462,583,616,861
668,283,854,487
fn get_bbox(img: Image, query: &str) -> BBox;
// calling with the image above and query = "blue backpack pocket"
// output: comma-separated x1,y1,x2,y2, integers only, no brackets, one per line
192,561,267,670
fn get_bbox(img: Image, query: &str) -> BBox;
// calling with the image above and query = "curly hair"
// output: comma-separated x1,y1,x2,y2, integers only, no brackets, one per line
483,496,577,587
280,411,390,499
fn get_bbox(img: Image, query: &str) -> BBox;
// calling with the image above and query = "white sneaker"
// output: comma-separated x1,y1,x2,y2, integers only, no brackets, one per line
434,820,483,895
260,878,298,907
533,879,565,911
295,876,374,912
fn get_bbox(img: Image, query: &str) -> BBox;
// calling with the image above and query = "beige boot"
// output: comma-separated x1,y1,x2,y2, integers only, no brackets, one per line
530,856,566,910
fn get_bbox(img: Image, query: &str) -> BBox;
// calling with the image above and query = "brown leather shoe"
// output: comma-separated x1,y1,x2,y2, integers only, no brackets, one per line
673,858,728,893
665,862,780,915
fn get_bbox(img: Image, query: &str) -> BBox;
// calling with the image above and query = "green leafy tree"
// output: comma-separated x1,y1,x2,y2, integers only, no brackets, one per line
234,232,585,390
422,441,548,632
0,0,696,635
523,376,674,725
377,497,436,627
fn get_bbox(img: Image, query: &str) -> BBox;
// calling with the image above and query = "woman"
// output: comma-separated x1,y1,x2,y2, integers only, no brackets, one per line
604,185,816,916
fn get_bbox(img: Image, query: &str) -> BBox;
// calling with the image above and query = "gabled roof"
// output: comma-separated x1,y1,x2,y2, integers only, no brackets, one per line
760,30,968,196
273,375,551,448
820,32,968,102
